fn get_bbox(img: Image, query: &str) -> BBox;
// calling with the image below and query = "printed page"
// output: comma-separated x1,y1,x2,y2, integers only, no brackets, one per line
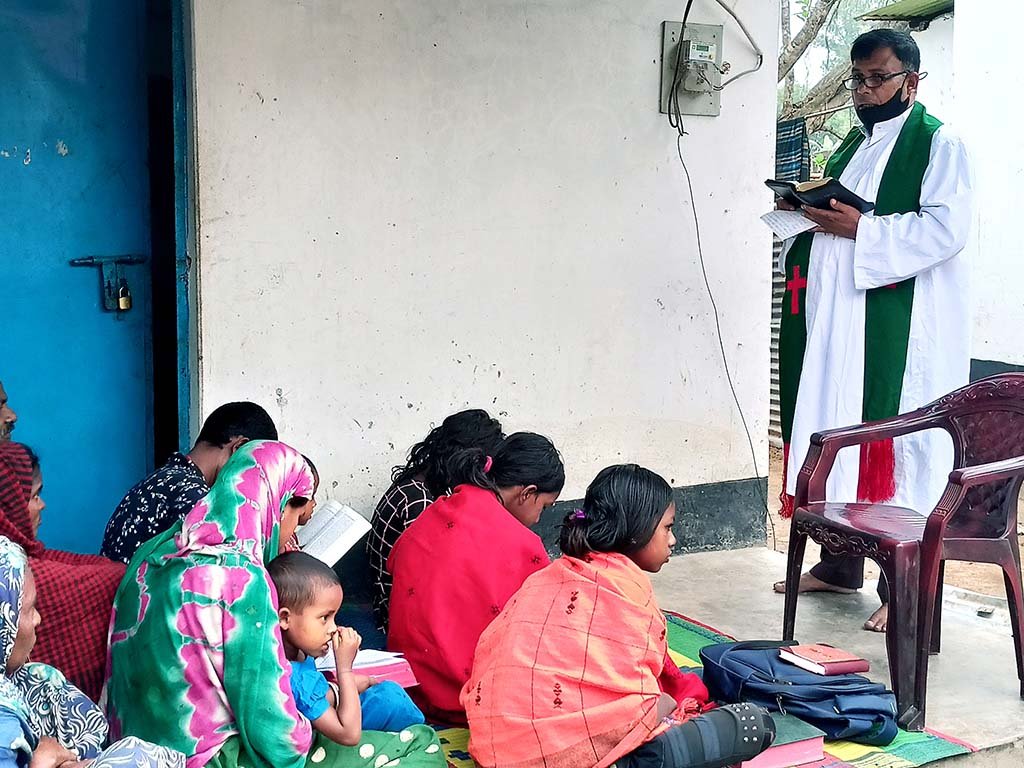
760,209,816,240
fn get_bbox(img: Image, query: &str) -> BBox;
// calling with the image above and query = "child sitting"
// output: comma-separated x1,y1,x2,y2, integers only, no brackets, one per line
461,464,775,768
268,551,424,745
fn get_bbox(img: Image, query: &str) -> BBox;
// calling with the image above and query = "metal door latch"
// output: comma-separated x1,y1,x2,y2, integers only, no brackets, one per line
69,255,145,312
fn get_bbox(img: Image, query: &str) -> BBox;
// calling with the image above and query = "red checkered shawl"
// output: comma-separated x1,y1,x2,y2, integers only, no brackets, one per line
0,442,125,700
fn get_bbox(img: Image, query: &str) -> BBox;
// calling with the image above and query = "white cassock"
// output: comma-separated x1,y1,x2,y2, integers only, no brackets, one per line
782,105,974,514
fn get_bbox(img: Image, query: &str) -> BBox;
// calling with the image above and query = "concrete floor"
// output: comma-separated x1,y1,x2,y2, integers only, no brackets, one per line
650,547,1024,760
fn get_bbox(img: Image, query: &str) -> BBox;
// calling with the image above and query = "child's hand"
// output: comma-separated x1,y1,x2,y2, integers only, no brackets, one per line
333,626,361,671
354,674,378,693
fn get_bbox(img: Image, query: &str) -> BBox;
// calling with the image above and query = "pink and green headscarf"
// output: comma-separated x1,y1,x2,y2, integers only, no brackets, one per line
107,440,447,768
106,441,315,768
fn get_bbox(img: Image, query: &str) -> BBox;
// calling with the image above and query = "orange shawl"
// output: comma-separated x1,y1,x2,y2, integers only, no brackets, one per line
462,552,677,768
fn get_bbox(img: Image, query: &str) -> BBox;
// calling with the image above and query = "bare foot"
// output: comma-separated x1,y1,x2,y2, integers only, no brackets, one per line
863,603,888,632
773,572,858,595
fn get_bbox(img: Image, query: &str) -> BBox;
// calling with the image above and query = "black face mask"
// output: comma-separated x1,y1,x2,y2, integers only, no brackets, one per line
855,88,911,132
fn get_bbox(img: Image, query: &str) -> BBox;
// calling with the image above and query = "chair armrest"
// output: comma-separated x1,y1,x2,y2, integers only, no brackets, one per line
793,411,948,507
810,411,946,452
949,455,1024,489
924,455,1024,541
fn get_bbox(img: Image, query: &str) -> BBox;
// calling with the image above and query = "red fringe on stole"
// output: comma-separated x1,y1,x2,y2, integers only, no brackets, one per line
779,443,795,519
857,438,896,503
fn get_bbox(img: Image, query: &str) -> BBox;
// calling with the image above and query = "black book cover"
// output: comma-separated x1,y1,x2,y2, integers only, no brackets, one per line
765,177,875,213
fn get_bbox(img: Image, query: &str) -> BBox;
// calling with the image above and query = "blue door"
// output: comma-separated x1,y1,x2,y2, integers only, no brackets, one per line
2,1,154,553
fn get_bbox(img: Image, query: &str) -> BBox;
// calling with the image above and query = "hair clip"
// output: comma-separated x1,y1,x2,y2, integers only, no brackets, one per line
483,455,494,473
570,509,586,521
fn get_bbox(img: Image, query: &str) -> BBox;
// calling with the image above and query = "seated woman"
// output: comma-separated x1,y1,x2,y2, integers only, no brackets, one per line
367,409,503,630
0,442,125,700
387,432,564,724
0,535,182,768
106,441,446,768
461,464,775,768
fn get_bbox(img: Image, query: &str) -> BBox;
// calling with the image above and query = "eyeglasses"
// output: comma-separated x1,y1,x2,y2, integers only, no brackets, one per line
842,70,911,90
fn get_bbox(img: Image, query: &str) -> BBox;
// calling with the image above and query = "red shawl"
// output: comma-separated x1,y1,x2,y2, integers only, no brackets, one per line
386,484,550,724
0,442,125,700
461,552,709,768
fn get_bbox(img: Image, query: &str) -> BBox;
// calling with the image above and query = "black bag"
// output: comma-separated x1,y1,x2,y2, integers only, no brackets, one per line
700,640,898,746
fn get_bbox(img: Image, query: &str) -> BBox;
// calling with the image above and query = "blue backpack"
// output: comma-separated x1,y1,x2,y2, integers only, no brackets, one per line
699,640,899,746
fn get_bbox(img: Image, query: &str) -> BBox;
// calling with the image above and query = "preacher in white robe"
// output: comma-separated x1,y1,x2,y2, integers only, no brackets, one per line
776,30,973,616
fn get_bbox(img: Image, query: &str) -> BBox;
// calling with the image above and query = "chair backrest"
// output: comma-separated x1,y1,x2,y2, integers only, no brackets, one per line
923,374,1024,538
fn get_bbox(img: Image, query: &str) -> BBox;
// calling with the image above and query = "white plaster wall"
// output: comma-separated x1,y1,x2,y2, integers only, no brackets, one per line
189,0,778,511
913,15,953,121
951,5,1024,367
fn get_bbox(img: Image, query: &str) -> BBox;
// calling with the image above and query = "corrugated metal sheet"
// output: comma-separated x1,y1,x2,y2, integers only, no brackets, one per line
861,0,953,22
770,241,783,447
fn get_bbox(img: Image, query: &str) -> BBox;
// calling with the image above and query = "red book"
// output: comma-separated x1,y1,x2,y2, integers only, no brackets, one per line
779,643,869,676
357,659,420,689
316,648,420,688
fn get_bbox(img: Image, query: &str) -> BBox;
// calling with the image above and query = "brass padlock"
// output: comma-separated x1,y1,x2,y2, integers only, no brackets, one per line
117,279,132,311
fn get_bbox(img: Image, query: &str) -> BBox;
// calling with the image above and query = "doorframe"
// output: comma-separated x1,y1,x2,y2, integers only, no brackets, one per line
172,0,199,450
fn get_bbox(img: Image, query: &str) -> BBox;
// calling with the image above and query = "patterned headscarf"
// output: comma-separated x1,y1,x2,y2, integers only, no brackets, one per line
107,440,316,768
0,442,126,701
0,443,44,557
175,439,314,563
0,536,36,742
0,535,108,759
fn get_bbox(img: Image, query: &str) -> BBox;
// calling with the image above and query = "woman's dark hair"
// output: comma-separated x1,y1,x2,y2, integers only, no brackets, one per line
267,550,341,611
446,432,565,496
392,409,504,497
559,464,673,559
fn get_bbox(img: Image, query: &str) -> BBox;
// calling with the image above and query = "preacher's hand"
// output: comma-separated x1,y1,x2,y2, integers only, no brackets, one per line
802,198,862,240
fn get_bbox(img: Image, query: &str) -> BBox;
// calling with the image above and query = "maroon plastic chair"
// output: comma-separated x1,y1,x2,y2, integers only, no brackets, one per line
782,374,1024,731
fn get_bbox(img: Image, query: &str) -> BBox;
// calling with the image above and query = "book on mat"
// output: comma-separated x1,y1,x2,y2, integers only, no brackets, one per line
739,713,825,768
297,499,371,566
315,648,419,688
779,643,870,676
765,177,875,213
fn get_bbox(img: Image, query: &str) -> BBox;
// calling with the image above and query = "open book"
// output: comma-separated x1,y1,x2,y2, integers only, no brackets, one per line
765,177,875,213
315,648,419,688
297,499,371,566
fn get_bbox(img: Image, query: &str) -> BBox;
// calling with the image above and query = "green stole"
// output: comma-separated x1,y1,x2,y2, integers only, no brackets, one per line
778,102,941,496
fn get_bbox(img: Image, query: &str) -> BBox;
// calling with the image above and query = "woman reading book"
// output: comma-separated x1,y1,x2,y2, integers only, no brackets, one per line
367,409,504,631
106,441,446,768
461,464,775,768
386,431,563,724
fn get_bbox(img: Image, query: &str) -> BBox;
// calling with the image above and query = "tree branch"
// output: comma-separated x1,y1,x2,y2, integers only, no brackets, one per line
778,0,843,83
781,0,795,104
780,20,912,120
780,59,849,120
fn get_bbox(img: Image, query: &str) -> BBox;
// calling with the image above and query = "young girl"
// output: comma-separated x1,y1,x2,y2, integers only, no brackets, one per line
267,551,424,745
367,409,504,630
0,535,182,768
461,464,775,768
386,431,564,724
